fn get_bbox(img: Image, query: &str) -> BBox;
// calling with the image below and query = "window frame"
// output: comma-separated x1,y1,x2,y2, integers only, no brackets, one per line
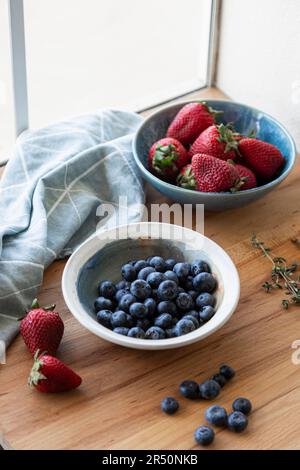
8,0,220,137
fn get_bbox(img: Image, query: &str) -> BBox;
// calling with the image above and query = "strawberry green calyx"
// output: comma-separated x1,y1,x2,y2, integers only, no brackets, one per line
177,166,197,190
216,123,240,153
29,298,56,312
198,101,224,119
153,144,178,174
230,177,249,193
28,350,47,387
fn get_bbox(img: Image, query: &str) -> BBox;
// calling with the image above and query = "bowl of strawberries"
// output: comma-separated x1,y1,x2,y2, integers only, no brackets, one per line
132,100,296,211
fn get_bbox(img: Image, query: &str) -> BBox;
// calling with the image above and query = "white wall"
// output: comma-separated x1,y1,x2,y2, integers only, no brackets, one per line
216,0,300,149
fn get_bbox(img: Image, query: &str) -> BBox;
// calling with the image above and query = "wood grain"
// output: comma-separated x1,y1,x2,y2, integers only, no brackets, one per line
1,87,300,450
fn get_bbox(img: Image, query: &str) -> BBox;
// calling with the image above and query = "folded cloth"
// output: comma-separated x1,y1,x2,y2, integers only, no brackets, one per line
0,109,144,345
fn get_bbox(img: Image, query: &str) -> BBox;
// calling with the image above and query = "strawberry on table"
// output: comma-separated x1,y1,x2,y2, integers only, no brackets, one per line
20,299,64,356
238,138,285,180
28,352,82,393
190,124,239,161
166,102,223,146
177,164,198,190
148,137,189,181
191,153,240,193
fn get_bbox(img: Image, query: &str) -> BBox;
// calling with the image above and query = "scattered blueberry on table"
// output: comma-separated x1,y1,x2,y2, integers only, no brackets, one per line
232,397,252,415
227,411,248,432
161,397,179,415
194,426,215,446
205,405,228,427
160,364,253,447
94,256,218,339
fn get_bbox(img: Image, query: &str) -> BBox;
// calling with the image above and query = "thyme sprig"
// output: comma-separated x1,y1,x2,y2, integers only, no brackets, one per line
251,234,300,309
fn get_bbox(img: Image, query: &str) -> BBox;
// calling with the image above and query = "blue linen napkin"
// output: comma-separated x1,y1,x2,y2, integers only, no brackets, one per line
0,109,144,345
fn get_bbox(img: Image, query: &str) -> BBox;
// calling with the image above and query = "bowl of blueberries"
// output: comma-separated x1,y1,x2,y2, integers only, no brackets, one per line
62,222,240,350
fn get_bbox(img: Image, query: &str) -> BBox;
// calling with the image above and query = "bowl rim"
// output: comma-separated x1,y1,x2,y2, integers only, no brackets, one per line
132,99,297,198
62,222,240,350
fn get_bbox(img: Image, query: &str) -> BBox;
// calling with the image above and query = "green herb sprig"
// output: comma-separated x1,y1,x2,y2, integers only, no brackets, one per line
251,234,300,309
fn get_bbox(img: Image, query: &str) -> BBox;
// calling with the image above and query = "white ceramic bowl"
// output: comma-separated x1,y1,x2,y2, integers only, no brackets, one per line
62,222,240,350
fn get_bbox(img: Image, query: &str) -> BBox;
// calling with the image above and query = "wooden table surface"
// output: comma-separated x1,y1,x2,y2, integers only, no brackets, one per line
1,88,300,450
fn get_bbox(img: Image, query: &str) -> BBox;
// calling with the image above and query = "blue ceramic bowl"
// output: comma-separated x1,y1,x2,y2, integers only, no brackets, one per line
132,100,297,211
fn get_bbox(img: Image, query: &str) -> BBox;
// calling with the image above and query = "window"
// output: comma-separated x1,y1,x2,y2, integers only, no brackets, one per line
2,0,218,161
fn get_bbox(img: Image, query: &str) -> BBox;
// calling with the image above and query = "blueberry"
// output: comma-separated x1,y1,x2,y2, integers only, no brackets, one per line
227,411,248,432
138,266,156,280
182,276,194,291
211,373,227,388
165,258,177,270
111,310,128,328
98,280,116,299
134,260,149,272
113,327,129,336
145,326,166,339
96,309,112,328
205,405,228,427
136,318,151,331
186,310,199,320
115,288,130,303
161,397,179,415
118,293,136,312
191,259,211,276
130,279,152,300
196,293,215,309
146,256,154,264
194,426,214,446
179,380,199,399
199,380,221,400
164,270,179,284
188,290,198,300
147,272,166,288
199,306,215,323
182,315,199,329
176,292,194,312
173,262,190,281
128,327,146,339
232,398,252,416
151,289,159,301
116,280,130,291
121,263,137,282
144,298,156,316
129,302,148,319
154,313,173,329
157,300,177,316
149,256,167,272
165,327,177,338
157,280,178,301
193,272,216,293
94,297,113,312
175,318,196,336
172,317,180,325
219,364,235,380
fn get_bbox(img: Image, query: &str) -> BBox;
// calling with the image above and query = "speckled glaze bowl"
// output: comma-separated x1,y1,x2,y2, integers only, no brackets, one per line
132,100,297,211
62,222,240,350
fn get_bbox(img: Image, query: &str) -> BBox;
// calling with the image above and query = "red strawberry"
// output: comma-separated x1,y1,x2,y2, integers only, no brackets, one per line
190,124,239,161
148,137,189,181
191,153,240,192
238,138,285,180
20,299,64,356
167,101,223,145
28,352,82,393
234,163,257,190
166,102,223,146
176,164,198,190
